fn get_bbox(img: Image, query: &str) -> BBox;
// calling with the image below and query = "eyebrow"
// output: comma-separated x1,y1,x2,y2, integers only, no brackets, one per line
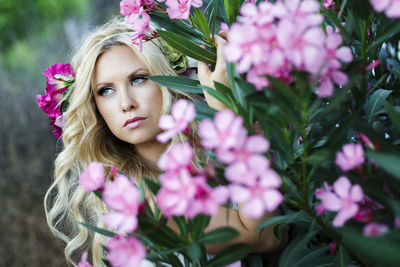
94,68,149,91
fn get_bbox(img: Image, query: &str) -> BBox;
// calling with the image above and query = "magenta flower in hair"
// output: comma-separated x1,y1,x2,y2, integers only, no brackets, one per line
106,235,146,267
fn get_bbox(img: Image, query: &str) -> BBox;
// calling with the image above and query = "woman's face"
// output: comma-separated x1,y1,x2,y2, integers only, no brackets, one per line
93,45,164,151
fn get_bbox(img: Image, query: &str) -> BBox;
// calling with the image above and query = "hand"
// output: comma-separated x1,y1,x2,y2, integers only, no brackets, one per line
197,33,230,111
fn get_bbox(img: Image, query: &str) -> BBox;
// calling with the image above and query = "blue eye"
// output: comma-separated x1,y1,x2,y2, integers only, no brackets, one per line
131,76,147,85
98,87,114,96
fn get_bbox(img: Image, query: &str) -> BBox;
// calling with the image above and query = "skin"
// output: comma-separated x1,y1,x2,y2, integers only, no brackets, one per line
93,45,167,164
94,41,286,255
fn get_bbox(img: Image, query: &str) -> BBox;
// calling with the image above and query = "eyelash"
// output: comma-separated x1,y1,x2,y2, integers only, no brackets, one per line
97,75,148,96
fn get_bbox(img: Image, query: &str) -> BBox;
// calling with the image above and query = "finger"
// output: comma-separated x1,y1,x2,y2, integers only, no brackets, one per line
197,61,212,86
214,35,227,73
218,31,228,40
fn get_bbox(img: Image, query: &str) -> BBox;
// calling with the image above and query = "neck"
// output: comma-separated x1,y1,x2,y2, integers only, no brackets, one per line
135,141,168,166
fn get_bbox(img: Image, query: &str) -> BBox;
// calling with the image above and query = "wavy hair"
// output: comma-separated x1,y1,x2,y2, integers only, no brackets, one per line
44,17,201,266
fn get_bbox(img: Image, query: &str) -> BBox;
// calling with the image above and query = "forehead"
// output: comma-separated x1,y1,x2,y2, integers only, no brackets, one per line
93,45,148,82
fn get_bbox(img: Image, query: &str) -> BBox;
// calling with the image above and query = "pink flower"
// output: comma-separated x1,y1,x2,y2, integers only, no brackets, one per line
187,179,229,218
277,0,324,31
335,143,365,171
120,0,142,17
43,62,75,91
158,142,194,172
165,0,203,20
370,0,400,18
314,182,333,215
367,59,381,70
106,235,146,267
198,109,246,151
75,252,92,267
323,0,335,9
156,169,197,217
394,217,400,228
157,99,196,143
103,175,140,234
230,170,283,218
78,162,105,192
129,12,153,52
363,223,389,237
320,176,363,227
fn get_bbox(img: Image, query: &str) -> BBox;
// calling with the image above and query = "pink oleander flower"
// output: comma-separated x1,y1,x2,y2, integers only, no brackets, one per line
157,99,196,143
198,109,246,151
363,223,389,237
103,174,140,234
165,0,203,20
335,143,365,171
225,155,271,186
323,0,335,9
79,162,105,192
319,176,364,227
158,142,194,172
314,181,333,215
277,0,324,31
75,252,92,267
129,12,153,52
156,169,197,217
316,26,353,97
217,134,270,164
367,59,381,70
354,195,384,222
395,217,400,228
120,0,143,17
106,235,146,267
370,0,400,18
230,169,283,218
186,178,229,218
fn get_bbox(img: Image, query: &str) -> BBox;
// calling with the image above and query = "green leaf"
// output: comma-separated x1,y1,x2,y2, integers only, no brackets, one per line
368,20,400,54
207,0,218,38
191,215,211,240
78,222,116,237
366,151,400,180
158,30,216,65
143,176,161,195
187,242,202,262
138,218,187,248
149,75,203,94
334,245,350,267
293,246,332,267
256,211,309,229
364,89,393,117
198,227,239,244
206,243,251,267
193,8,210,38
150,12,203,43
279,230,319,267
266,75,298,107
194,101,216,120
384,102,400,132
337,227,400,267
223,0,241,25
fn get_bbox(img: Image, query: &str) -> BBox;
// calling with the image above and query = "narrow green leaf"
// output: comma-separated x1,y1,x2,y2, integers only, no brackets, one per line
143,176,161,195
206,243,251,267
187,242,202,262
266,75,298,107
208,0,218,38
364,89,393,117
191,215,211,240
198,227,239,244
294,246,331,267
368,20,400,53
193,8,210,38
194,101,216,120
149,75,203,94
158,30,216,65
384,102,400,132
224,0,240,25
366,151,400,180
256,212,308,229
78,222,116,237
334,245,350,267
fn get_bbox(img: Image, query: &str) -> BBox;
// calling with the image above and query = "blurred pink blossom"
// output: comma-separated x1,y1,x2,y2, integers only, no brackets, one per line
319,176,364,227
158,142,194,172
165,0,203,20
367,59,381,70
120,0,143,17
370,0,400,18
395,217,400,228
198,109,245,151
78,162,105,192
230,168,282,218
314,182,333,215
322,0,335,9
157,99,196,143
106,235,146,267
129,12,153,51
335,143,365,171
156,169,197,217
103,175,140,234
75,251,92,267
363,223,389,236
186,179,229,218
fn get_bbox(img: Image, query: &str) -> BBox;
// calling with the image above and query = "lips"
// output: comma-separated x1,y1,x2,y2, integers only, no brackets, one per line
124,117,147,129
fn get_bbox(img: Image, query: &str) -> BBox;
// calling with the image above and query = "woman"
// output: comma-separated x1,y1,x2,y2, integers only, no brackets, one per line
44,18,285,266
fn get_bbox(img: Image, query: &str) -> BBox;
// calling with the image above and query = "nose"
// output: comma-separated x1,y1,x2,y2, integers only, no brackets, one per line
120,86,138,112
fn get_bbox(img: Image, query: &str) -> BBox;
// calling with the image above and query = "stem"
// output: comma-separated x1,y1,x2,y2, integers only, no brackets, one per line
360,20,368,107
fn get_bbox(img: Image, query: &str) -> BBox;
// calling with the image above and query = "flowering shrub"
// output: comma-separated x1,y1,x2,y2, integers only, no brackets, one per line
50,0,400,266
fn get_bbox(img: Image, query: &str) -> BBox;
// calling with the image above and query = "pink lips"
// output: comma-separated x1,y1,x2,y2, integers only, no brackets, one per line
124,117,147,129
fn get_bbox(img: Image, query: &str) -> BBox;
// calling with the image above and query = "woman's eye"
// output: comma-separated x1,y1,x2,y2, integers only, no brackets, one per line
98,87,113,96
131,76,148,85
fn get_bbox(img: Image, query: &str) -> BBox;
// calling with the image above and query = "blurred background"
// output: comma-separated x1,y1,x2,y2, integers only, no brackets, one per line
0,0,120,265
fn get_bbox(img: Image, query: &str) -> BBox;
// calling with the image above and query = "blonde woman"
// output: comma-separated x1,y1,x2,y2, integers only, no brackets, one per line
44,18,285,266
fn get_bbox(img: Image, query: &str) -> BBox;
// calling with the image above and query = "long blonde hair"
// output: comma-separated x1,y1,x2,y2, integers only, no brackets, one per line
44,17,200,266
